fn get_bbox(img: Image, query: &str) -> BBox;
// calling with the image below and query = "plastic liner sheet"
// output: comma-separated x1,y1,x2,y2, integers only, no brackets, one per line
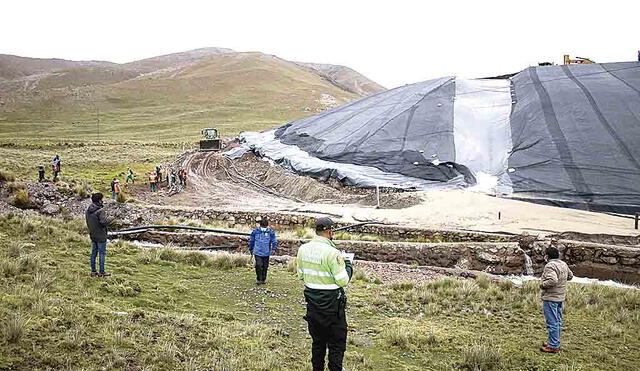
453,79,513,194
508,62,640,213
274,77,476,184
226,130,467,190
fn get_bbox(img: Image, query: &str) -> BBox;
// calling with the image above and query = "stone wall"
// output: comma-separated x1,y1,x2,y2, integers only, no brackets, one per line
148,206,514,243
120,231,527,275
520,239,640,284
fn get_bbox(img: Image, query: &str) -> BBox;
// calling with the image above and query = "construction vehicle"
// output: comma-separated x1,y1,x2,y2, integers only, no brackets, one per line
563,55,595,65
199,128,221,151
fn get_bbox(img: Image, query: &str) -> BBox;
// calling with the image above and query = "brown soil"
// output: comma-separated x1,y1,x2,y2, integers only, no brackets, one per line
132,151,424,211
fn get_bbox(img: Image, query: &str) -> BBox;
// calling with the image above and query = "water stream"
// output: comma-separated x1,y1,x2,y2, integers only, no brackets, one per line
518,247,534,276
505,275,639,290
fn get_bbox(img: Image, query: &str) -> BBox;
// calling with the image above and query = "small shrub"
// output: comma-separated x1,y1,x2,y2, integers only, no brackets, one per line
380,319,439,350
2,313,30,343
0,170,16,183
158,248,183,263
286,258,297,273
5,181,25,194
116,192,127,203
460,342,502,371
101,278,142,297
0,259,20,278
182,251,209,266
73,182,92,199
205,251,251,270
33,270,54,292
475,274,490,289
10,189,31,208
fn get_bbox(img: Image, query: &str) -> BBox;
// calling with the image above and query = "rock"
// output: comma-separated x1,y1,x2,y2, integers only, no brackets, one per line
476,251,502,264
600,256,619,264
620,258,637,266
41,203,60,215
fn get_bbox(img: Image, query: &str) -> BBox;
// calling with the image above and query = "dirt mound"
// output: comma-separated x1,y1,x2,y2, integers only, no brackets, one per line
163,150,424,209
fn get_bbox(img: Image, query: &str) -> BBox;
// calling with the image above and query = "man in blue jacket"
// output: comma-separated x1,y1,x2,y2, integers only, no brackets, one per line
248,219,278,285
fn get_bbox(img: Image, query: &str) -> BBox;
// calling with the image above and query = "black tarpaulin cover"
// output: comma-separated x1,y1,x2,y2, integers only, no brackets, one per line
508,62,640,213
231,62,640,213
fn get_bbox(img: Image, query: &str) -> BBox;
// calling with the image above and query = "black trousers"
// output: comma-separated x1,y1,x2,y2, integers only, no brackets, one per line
254,255,270,282
305,307,347,371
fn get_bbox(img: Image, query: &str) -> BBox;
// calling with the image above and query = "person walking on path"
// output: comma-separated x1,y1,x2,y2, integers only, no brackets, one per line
540,246,573,353
110,178,118,200
113,179,121,200
51,154,61,182
85,193,111,277
296,217,353,371
149,171,158,192
38,166,45,182
126,168,135,184
248,219,278,285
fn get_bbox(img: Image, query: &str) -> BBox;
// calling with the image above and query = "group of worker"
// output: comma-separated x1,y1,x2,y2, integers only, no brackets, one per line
37,154,62,182
148,166,187,192
86,193,572,370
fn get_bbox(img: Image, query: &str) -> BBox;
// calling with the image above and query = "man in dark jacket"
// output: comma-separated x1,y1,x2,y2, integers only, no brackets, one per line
85,193,111,277
248,219,278,285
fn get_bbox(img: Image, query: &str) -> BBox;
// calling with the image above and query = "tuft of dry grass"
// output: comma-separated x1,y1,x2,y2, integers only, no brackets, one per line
2,313,31,343
10,189,31,209
460,341,502,371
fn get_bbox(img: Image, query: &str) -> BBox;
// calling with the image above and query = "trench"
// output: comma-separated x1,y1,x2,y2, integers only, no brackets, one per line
112,223,640,285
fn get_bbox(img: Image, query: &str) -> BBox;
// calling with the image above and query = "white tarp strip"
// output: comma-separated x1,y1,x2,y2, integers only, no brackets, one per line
228,131,465,190
453,78,513,193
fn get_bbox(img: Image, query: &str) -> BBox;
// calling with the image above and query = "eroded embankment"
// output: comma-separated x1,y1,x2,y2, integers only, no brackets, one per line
117,228,640,284
521,238,640,283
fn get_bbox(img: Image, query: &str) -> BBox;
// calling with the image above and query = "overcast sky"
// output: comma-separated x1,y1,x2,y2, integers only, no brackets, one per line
2,0,638,88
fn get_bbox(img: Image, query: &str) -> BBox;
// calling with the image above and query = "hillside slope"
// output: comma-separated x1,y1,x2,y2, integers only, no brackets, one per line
297,62,386,96
0,49,383,141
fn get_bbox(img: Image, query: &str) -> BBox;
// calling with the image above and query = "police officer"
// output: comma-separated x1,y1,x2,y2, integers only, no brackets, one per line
296,217,353,371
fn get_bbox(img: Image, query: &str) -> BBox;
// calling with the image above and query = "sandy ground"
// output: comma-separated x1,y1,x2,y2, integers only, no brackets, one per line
134,151,639,237
298,190,638,236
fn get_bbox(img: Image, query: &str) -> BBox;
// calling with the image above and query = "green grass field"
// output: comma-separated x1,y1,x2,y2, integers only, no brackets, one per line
1,213,639,370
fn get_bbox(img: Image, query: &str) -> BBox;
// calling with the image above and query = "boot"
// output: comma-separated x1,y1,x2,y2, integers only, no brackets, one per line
540,345,560,353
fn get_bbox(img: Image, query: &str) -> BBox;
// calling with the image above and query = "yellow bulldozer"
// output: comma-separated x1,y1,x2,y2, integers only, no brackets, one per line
199,128,221,151
563,55,595,65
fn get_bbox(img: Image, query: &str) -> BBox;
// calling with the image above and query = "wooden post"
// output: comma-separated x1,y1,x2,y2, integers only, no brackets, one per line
498,211,501,220
376,186,380,209
635,212,639,230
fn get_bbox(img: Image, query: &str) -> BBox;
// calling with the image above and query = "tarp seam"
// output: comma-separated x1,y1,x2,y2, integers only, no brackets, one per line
601,64,640,96
352,77,455,151
529,67,593,203
562,65,640,171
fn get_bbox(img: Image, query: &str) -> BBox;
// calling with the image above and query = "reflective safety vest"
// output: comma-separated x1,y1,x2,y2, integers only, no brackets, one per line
296,236,350,290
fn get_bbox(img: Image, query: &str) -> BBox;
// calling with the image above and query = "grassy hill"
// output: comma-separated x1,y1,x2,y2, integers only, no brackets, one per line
1,213,639,370
0,49,384,142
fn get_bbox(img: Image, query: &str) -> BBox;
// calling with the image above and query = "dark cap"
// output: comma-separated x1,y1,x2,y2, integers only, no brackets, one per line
315,217,334,231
